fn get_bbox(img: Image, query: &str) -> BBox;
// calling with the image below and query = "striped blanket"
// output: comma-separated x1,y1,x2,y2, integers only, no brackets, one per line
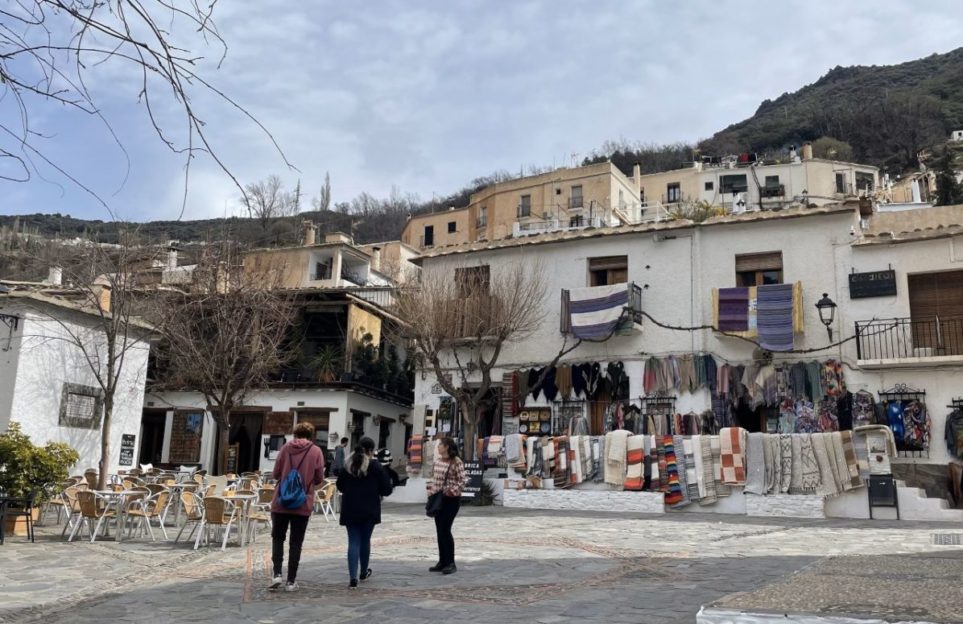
672,435,691,507
720,427,748,485
569,435,583,485
407,435,425,469
696,435,718,505
840,431,863,488
718,287,750,332
757,283,795,351
710,435,731,497
564,284,629,340
604,430,632,486
624,435,646,490
682,438,700,502
663,436,686,507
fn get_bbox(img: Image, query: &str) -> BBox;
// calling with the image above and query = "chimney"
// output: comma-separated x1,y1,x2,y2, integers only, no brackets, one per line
303,220,316,246
632,162,641,182
801,142,813,161
46,266,63,286
166,246,178,272
370,246,382,273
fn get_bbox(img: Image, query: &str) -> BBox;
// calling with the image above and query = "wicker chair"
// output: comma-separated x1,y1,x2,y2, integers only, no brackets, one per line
59,484,86,537
83,470,98,490
69,491,115,543
126,490,171,541
175,492,205,544
194,497,238,550
314,482,337,521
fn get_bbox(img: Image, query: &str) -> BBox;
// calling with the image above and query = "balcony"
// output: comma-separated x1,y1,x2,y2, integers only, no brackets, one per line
516,205,532,218
560,282,643,341
569,196,584,210
513,216,602,238
761,184,786,198
855,316,963,367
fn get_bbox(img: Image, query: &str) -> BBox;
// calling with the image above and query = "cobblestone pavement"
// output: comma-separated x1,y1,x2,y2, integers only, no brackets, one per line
1,504,962,623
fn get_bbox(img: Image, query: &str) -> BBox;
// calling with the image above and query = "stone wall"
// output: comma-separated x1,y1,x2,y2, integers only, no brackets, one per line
744,494,826,519
502,488,665,514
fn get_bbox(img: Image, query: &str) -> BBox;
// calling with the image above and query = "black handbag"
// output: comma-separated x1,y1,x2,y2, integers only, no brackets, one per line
425,463,452,517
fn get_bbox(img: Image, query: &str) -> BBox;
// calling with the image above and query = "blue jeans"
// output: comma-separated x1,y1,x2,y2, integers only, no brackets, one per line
346,523,375,580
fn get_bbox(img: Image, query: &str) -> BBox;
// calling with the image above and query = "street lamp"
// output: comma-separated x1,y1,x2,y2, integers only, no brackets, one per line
815,293,837,341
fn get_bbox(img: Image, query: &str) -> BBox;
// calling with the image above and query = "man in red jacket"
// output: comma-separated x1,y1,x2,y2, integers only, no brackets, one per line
269,422,325,591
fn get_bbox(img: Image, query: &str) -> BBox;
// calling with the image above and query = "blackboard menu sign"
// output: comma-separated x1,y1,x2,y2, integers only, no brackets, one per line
119,434,136,466
225,444,239,475
460,460,484,500
849,270,897,299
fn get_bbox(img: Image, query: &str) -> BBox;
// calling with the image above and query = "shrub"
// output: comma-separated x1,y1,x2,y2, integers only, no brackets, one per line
0,423,79,502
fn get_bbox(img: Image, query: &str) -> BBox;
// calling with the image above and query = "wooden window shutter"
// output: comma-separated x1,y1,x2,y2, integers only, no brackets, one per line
735,252,782,273
588,256,627,271
909,270,963,320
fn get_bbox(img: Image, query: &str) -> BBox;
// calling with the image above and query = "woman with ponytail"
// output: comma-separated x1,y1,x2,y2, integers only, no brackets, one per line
336,436,393,588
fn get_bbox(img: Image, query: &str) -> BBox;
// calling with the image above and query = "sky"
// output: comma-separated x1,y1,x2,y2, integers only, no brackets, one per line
2,0,963,222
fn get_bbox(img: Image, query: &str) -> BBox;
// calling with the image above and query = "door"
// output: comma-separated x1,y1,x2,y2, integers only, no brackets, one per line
139,410,167,465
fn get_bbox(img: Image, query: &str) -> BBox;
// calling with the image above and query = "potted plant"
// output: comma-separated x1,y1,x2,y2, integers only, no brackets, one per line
309,344,344,383
0,423,79,536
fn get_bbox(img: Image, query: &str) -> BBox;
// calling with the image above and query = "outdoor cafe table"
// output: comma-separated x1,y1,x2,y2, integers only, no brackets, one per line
222,493,257,546
91,490,145,542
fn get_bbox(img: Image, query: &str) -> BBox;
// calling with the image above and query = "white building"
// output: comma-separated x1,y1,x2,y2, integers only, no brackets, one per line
410,201,963,520
0,291,151,473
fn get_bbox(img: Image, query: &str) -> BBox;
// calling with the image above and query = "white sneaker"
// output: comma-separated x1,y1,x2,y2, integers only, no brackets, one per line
268,575,283,590
285,581,299,592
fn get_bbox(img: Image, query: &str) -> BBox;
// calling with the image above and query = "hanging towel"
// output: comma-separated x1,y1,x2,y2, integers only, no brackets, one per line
744,432,767,495
756,283,795,351
565,284,630,340
624,435,646,490
719,427,747,485
717,287,750,331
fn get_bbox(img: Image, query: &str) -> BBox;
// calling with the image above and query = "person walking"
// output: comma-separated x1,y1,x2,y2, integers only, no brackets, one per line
269,422,325,592
336,436,393,588
427,437,466,575
332,436,348,476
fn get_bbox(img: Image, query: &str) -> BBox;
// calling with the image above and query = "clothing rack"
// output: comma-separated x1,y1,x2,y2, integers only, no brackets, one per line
877,384,926,401
946,398,963,409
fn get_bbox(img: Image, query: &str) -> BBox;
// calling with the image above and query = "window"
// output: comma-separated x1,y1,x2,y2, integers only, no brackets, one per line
518,195,531,218
666,183,681,203
619,189,625,209
447,221,457,234
455,265,490,296
588,256,628,286
423,225,434,247
570,215,584,228
735,251,783,287
59,383,103,429
855,172,875,192
378,419,390,449
765,175,780,188
314,260,332,281
476,206,488,228
908,270,963,354
704,181,714,191
570,185,583,209
720,174,748,194
835,173,846,194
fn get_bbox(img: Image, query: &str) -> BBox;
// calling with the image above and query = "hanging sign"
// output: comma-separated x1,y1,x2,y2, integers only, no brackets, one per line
849,270,897,299
460,460,484,500
119,434,136,466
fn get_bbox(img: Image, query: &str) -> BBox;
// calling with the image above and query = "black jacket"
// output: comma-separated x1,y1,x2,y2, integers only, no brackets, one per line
336,458,393,526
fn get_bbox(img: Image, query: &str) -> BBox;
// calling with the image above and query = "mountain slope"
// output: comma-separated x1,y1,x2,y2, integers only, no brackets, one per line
699,47,963,173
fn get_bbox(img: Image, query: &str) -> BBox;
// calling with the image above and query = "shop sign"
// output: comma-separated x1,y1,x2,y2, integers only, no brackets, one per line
849,270,897,299
460,460,484,500
119,434,136,466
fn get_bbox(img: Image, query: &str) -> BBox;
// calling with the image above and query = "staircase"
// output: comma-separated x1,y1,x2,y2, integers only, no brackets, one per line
896,481,963,521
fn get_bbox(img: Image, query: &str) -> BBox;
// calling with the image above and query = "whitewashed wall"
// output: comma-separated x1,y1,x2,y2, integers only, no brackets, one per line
0,300,150,474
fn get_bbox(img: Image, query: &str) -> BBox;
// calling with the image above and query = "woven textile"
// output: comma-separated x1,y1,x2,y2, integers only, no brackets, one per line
763,434,777,494
672,435,692,507
779,434,792,493
505,434,525,469
662,436,684,506
697,435,718,505
594,435,605,482
502,372,516,418
569,435,583,485
718,287,750,331
840,431,863,488
719,427,747,485
756,284,795,351
812,432,839,496
624,435,646,490
789,434,805,494
692,435,707,499
556,365,572,401
580,436,593,482
744,432,767,495
830,432,854,492
683,438,700,501
407,434,424,469
565,284,630,340
709,435,731,497
648,439,661,492
800,434,820,493
604,430,631,486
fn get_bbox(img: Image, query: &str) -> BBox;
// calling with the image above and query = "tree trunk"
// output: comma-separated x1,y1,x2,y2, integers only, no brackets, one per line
97,399,112,490
217,422,231,476
460,399,477,461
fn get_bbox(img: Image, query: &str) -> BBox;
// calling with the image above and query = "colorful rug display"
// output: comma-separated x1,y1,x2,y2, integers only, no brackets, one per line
662,436,686,507
720,427,747,485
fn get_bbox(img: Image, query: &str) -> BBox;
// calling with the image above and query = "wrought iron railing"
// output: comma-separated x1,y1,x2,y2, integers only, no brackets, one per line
854,316,963,360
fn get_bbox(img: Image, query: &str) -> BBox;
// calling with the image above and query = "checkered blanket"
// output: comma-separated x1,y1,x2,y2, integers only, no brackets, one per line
720,427,747,485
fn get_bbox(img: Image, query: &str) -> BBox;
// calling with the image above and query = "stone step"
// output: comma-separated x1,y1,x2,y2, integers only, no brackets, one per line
896,485,963,521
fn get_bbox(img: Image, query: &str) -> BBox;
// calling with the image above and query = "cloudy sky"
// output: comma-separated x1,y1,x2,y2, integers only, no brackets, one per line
3,0,962,222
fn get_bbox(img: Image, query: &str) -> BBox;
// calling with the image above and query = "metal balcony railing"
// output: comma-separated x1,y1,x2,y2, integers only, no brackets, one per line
569,196,583,209
854,316,963,360
761,184,786,198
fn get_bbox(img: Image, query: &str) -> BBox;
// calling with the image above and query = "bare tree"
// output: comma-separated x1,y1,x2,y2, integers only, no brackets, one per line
241,175,300,234
22,232,154,489
153,243,296,473
312,172,332,212
0,1,290,214
395,262,580,459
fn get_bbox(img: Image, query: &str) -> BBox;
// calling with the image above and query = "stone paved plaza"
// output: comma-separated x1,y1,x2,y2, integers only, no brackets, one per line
1,503,962,623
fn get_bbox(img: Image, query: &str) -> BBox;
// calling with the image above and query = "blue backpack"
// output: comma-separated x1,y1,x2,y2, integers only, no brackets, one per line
279,448,311,509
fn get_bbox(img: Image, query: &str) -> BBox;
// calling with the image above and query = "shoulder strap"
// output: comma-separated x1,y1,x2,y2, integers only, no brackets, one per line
291,447,311,474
